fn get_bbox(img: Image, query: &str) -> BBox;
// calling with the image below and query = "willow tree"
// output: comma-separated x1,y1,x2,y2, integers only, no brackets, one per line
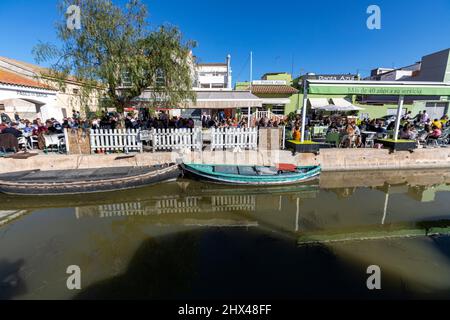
33,0,196,113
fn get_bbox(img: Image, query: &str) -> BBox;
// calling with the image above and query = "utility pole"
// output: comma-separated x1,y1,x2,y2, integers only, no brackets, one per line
250,51,253,90
300,76,308,142
248,51,253,128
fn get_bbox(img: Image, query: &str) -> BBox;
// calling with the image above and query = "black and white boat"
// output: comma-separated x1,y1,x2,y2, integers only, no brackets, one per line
0,163,180,196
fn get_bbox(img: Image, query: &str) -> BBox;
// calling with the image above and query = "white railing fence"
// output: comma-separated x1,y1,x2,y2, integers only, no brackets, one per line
254,110,285,121
211,127,258,151
147,128,203,152
90,129,142,154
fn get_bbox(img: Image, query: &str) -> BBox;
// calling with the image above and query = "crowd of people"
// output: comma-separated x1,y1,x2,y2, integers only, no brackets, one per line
289,110,450,148
2,108,449,153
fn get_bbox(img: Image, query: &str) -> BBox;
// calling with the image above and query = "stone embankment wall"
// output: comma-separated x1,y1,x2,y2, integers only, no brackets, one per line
1,148,450,174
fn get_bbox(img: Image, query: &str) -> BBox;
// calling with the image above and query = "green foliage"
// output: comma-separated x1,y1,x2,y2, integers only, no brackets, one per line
287,112,297,121
33,0,196,112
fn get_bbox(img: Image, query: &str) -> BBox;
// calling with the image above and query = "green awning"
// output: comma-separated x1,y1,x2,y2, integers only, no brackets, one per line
307,80,450,96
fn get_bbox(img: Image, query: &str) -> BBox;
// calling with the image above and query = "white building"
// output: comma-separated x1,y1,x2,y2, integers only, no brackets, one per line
0,56,101,120
195,55,232,90
367,63,421,81
0,69,62,122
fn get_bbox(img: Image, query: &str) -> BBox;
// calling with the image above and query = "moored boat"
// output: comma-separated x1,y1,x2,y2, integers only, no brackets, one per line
181,163,321,186
0,163,180,196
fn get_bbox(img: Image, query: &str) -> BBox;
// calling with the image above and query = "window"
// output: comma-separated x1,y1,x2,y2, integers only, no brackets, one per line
156,68,165,86
271,105,285,115
0,104,5,112
387,108,406,116
425,102,448,120
72,88,79,95
121,73,132,87
212,83,225,89
201,84,211,88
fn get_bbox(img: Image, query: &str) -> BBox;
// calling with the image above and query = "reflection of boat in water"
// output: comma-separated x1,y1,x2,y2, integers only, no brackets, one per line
0,210,28,226
0,180,320,211
181,163,321,185
0,164,180,196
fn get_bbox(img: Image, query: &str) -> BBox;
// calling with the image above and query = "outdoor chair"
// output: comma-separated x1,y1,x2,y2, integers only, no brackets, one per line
58,136,67,153
386,130,395,139
426,136,440,148
436,131,450,147
0,133,19,153
29,135,39,150
325,132,340,148
340,134,358,148
17,136,28,151
312,126,328,139
365,134,376,148
44,134,62,153
416,132,429,147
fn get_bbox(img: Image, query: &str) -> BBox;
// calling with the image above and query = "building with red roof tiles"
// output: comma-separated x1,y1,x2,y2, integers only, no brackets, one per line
0,56,101,121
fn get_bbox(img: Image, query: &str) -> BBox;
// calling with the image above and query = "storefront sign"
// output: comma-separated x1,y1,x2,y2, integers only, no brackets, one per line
308,74,358,81
252,80,287,85
308,84,450,96
16,91,48,98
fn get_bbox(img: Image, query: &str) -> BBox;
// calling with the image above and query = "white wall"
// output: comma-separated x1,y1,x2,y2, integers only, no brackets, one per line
196,65,229,89
0,83,61,121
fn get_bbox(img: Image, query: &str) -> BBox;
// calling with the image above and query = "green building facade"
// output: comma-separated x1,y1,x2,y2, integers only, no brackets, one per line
236,48,450,120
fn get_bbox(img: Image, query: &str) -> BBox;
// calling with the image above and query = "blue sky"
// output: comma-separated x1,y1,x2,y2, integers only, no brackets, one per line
1,0,450,83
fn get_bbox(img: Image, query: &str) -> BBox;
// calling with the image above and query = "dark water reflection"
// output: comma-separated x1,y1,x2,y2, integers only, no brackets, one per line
1,169,450,299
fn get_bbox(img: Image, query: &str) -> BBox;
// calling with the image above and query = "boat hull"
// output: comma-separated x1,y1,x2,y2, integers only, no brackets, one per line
181,164,321,186
0,164,181,196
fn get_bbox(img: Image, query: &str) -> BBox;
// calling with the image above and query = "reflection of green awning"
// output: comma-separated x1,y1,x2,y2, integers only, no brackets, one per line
307,80,450,96
297,222,450,245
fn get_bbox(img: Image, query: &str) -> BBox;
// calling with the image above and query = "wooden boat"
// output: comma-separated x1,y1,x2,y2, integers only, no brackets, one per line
181,163,321,186
0,163,180,196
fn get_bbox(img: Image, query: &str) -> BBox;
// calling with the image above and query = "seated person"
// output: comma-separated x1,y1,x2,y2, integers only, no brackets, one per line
1,123,22,138
386,121,396,131
432,118,443,129
0,122,8,133
23,121,34,135
327,122,339,134
440,115,448,127
292,126,301,141
341,124,357,148
46,120,58,134
400,124,415,140
350,122,362,146
365,120,377,132
428,125,442,140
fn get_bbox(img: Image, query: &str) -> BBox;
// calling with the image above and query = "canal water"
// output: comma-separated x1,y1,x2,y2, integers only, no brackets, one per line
1,169,450,300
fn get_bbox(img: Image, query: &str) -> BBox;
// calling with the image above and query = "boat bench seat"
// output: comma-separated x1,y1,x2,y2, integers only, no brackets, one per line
238,166,258,176
213,166,239,175
255,166,279,176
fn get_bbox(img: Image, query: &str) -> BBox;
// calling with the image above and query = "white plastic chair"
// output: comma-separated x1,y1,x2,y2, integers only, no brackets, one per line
44,135,61,153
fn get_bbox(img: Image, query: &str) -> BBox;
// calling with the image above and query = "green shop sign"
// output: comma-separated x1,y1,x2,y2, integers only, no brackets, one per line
308,85,450,96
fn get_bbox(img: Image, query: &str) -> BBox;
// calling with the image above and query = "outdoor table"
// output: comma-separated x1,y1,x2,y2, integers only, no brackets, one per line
361,131,378,138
